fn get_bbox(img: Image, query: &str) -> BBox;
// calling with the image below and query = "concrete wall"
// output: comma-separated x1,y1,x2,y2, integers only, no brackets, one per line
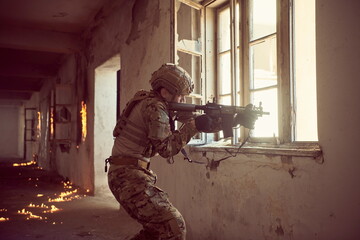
31,0,360,239
0,103,23,158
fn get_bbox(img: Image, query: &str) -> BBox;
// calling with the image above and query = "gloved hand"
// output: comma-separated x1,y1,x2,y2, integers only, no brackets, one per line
234,104,258,129
195,114,222,133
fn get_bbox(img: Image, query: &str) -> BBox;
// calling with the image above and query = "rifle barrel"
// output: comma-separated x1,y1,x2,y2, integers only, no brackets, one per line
168,102,197,112
168,102,269,115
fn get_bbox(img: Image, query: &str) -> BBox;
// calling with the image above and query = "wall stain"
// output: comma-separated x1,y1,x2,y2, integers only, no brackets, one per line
126,0,160,44
274,218,285,236
281,156,297,178
275,225,285,236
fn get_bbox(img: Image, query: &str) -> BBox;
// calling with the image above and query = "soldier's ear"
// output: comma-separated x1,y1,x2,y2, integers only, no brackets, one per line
160,88,172,101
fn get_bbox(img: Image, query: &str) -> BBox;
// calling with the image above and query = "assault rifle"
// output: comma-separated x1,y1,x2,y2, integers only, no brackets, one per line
168,101,269,138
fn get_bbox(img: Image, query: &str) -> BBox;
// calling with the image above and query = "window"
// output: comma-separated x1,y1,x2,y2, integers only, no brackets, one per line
173,0,204,106
292,0,317,141
172,0,317,146
172,0,206,144
248,0,278,139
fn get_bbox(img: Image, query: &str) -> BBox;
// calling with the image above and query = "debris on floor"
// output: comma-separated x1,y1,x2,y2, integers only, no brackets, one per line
0,159,140,240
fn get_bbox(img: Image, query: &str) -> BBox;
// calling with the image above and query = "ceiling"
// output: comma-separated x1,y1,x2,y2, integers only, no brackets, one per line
0,0,109,101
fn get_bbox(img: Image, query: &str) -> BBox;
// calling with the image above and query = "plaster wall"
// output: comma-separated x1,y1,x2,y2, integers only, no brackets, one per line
36,78,56,170
55,55,82,181
86,0,171,195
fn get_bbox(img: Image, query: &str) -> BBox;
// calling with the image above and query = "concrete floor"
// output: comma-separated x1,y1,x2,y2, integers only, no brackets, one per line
0,159,141,240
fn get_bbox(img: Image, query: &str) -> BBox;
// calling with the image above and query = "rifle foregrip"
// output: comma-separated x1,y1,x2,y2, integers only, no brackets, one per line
168,102,197,112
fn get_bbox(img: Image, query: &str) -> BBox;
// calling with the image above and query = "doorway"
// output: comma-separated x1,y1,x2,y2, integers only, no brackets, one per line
94,54,120,195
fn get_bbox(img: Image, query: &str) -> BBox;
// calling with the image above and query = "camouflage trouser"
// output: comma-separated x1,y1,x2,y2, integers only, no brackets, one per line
108,165,186,240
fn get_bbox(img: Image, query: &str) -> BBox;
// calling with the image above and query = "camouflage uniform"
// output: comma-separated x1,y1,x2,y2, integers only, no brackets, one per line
108,86,198,240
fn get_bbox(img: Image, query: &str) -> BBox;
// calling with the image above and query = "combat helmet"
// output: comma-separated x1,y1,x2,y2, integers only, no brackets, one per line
149,63,194,95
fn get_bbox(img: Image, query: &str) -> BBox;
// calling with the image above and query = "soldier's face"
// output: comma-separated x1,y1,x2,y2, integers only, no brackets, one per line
161,88,185,103
172,94,185,103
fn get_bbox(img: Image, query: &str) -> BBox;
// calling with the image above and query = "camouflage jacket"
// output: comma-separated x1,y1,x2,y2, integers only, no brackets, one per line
111,90,198,162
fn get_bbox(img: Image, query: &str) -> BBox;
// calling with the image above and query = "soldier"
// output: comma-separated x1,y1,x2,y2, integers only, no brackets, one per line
107,63,199,240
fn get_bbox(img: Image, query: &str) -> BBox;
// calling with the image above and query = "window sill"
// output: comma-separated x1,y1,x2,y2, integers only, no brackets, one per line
190,141,323,163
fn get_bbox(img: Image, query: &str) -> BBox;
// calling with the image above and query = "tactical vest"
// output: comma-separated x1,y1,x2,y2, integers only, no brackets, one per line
113,90,151,144
113,90,170,157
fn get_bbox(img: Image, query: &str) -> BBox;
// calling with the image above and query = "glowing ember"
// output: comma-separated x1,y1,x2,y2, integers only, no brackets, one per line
12,179,84,223
13,160,36,167
28,203,48,208
43,205,60,213
0,217,9,221
48,189,80,202
18,208,46,220
80,101,87,142
63,181,73,189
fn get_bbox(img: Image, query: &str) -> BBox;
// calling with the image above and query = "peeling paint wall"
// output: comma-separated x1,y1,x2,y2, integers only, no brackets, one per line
151,152,328,239
30,0,360,239
36,78,56,170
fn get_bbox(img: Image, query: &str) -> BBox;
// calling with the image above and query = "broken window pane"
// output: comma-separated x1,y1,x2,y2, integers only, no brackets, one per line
178,51,202,95
250,37,277,90
177,1,201,41
250,0,276,40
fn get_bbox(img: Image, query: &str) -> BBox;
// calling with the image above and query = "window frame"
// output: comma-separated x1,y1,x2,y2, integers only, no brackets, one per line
171,0,321,158
171,0,208,145
211,0,293,144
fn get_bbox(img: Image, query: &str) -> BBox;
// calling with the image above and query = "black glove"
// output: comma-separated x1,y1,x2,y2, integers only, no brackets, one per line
195,115,222,133
234,104,258,129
